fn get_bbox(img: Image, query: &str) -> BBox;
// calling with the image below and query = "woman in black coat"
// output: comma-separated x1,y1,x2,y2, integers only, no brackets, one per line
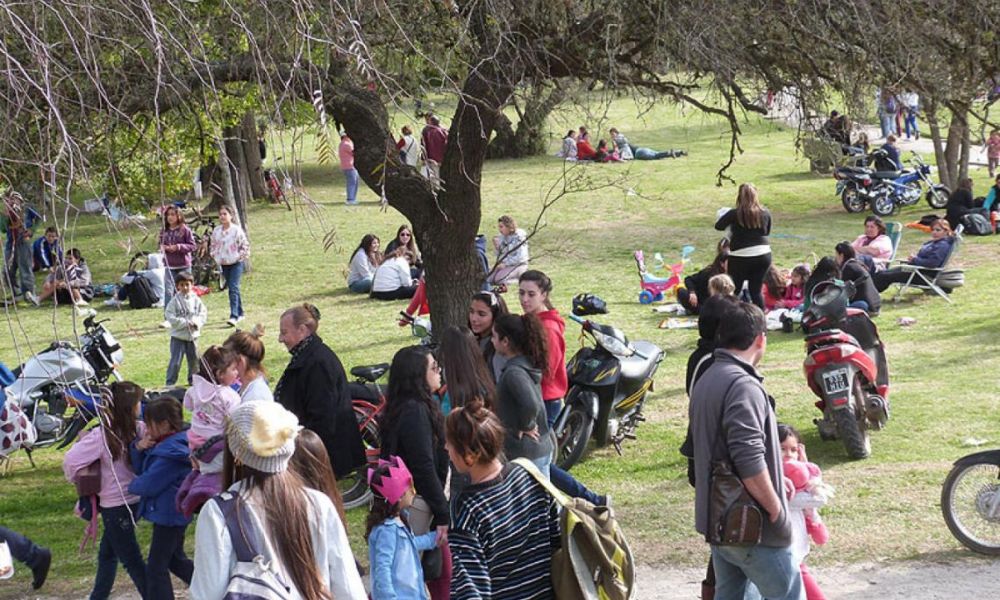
677,240,729,315
274,303,365,479
378,345,451,599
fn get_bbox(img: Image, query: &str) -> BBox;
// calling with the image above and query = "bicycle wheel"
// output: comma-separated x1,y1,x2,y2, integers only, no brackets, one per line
339,407,380,509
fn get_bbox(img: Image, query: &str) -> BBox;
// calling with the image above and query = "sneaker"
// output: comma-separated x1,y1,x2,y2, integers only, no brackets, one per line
74,298,90,307
31,547,51,590
226,317,238,327
24,291,40,306
158,320,171,329
76,306,97,319
345,199,359,206
236,315,245,323
103,298,123,307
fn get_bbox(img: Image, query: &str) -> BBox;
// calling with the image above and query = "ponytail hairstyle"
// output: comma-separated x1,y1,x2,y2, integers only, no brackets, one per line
708,273,736,297
445,400,507,466
289,429,347,531
493,313,548,371
103,381,144,461
834,241,856,261
197,345,239,383
518,269,554,310
282,303,321,335
438,325,496,409
143,396,185,434
709,240,729,276
224,325,267,376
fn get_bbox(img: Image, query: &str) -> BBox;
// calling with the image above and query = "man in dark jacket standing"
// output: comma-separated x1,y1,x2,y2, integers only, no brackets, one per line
275,304,365,479
689,302,802,600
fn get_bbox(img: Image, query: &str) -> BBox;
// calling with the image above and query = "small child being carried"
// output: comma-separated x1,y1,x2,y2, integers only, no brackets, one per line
779,424,833,600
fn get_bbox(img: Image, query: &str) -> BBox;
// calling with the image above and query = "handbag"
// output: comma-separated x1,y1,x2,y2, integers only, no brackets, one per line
0,541,13,580
705,386,763,546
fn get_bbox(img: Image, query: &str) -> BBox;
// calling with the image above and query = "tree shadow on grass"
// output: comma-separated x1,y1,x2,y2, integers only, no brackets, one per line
759,170,827,184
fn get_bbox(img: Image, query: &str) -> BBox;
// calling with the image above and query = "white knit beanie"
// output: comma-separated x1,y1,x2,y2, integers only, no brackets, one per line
225,402,301,473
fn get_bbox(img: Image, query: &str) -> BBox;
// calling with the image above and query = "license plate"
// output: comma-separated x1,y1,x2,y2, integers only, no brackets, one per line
822,369,850,395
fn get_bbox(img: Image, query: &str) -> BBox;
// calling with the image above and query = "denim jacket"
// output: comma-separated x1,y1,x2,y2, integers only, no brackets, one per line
368,517,437,600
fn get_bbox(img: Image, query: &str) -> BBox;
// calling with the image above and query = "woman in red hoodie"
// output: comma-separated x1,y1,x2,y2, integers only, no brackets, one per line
517,270,567,428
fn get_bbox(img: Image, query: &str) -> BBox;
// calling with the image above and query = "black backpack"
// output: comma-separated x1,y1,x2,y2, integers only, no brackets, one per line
127,275,156,309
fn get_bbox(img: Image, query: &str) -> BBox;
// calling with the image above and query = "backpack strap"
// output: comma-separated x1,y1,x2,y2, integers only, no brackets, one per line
511,458,570,508
215,492,263,563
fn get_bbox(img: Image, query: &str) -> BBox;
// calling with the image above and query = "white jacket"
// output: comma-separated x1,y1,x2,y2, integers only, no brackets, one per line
190,482,366,599
371,256,413,292
165,291,207,341
347,249,378,285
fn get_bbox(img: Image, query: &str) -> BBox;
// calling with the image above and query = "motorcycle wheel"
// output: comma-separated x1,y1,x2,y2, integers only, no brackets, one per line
871,191,896,217
339,408,380,509
941,458,1000,555
841,186,866,213
556,406,593,471
927,185,950,209
834,375,871,459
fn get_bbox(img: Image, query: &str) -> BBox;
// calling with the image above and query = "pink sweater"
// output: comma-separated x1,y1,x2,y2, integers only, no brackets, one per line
63,422,146,508
338,138,355,171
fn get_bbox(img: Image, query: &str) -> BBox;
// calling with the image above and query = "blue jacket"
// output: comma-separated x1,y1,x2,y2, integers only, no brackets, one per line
128,429,193,527
909,236,954,269
32,237,62,271
368,517,437,600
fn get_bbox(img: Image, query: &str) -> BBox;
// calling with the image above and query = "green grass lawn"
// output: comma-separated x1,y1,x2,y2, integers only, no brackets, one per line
2,98,999,596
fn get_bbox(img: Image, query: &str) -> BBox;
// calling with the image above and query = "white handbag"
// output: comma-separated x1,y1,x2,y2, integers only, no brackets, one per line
0,541,14,579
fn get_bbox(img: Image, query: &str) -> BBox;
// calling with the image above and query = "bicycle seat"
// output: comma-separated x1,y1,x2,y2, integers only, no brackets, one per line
350,363,390,382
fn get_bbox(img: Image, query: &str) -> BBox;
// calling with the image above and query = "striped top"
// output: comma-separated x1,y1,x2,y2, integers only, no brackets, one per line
449,463,560,599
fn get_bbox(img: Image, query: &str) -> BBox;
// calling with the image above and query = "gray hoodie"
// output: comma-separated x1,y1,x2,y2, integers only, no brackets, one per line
495,355,554,461
689,349,791,547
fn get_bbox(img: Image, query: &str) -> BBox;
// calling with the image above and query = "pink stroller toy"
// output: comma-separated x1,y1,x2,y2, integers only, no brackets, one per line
634,245,694,304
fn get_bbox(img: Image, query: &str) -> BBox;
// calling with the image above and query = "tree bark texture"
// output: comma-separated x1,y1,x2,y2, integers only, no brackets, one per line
240,111,267,200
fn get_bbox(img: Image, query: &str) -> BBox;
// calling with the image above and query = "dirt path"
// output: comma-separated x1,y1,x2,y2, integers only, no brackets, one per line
636,556,1000,599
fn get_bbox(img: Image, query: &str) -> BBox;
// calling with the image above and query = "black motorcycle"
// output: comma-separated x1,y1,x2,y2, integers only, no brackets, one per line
836,150,949,215
941,448,1000,555
554,313,664,470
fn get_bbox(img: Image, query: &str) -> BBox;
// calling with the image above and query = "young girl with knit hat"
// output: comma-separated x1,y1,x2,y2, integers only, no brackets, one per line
190,401,366,599
366,455,441,599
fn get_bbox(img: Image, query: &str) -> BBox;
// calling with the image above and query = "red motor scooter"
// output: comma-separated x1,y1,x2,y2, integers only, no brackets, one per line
801,280,890,459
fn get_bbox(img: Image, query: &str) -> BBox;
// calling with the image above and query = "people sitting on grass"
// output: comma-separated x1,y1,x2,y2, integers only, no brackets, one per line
31,226,62,272
982,173,1000,214
576,134,597,161
371,248,419,300
762,264,809,311
945,178,986,231
347,233,383,294
761,265,787,311
851,215,893,274
557,130,577,160
384,224,422,278
594,139,622,162
609,127,687,160
37,248,92,307
834,242,881,315
677,240,729,315
873,218,955,293
489,215,529,285
801,256,841,313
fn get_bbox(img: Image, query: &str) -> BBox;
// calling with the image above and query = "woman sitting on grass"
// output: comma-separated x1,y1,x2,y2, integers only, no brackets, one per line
37,248,92,307
347,233,383,294
371,248,418,300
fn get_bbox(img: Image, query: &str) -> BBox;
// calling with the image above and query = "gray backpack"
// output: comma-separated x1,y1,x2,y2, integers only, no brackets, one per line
216,492,293,600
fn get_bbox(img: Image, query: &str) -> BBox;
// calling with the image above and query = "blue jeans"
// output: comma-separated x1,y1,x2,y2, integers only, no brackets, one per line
711,544,803,600
162,268,185,317
904,109,919,138
550,465,602,504
879,113,895,139
166,337,198,386
145,524,192,600
91,504,146,600
343,168,359,202
348,278,372,293
5,235,34,295
0,525,45,568
544,399,563,428
221,261,244,319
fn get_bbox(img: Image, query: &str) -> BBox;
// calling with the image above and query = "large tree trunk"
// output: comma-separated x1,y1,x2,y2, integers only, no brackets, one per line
926,100,972,190
487,83,564,159
223,126,251,229
239,111,267,199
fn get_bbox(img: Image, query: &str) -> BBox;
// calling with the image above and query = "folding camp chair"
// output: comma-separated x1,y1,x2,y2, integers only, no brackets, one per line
886,221,903,263
892,225,964,303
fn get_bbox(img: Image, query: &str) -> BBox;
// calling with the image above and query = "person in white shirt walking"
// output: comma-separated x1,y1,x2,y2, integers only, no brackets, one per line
209,205,250,327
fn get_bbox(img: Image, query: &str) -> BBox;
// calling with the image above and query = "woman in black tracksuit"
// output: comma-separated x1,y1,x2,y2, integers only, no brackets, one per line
715,183,772,309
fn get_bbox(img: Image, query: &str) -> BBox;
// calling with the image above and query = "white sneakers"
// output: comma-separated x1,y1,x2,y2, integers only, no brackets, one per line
158,320,171,329
24,291,40,306
226,317,238,327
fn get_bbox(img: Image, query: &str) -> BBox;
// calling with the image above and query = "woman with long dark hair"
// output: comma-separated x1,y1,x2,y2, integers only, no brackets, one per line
468,290,509,380
289,429,348,531
378,345,451,599
158,205,195,327
677,239,729,315
437,325,496,412
715,183,772,308
190,401,365,598
347,233,382,293
517,270,566,427
63,381,148,599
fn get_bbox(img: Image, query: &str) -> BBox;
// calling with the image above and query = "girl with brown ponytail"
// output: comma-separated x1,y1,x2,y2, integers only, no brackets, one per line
446,401,559,597
224,324,272,402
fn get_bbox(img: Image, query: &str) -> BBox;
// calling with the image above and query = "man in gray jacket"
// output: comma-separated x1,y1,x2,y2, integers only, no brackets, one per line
689,301,802,600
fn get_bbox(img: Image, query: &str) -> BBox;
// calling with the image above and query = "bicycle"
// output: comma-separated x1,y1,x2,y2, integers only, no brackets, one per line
341,362,389,509
185,210,224,290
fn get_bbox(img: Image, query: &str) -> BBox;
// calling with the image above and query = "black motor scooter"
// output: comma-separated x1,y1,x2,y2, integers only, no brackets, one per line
554,313,664,470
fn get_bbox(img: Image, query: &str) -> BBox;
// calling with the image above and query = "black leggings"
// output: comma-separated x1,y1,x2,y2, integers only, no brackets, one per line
727,253,772,309
371,285,417,300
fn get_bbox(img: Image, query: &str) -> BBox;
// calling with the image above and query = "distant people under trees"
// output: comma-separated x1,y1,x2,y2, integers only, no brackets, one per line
421,114,448,188
610,127,687,160
556,130,577,160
